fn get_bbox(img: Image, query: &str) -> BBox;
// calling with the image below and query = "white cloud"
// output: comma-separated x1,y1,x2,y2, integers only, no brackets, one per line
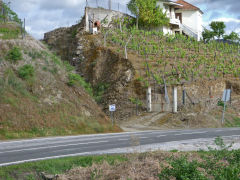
211,17,240,23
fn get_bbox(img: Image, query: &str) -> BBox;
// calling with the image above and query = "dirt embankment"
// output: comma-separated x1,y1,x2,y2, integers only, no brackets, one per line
44,26,146,121
0,32,121,140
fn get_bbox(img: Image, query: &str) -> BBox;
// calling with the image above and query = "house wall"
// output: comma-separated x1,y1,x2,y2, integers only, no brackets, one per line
176,10,203,40
85,7,127,32
157,1,174,35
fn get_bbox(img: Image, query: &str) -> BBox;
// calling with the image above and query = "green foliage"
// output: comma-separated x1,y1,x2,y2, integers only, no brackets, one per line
217,100,225,107
0,154,126,179
129,97,143,106
158,156,207,180
202,28,214,43
18,64,35,80
224,31,240,42
93,83,110,103
6,46,22,62
63,61,75,72
0,26,21,39
128,0,169,28
0,1,21,24
67,73,93,96
210,21,226,39
2,68,28,96
27,50,43,60
71,29,77,38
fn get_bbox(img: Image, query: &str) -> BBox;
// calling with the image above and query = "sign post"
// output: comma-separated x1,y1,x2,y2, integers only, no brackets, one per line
109,104,116,125
221,89,231,124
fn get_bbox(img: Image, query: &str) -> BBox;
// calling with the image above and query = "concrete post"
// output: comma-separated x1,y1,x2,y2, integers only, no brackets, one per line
173,86,177,113
147,87,152,112
182,90,186,105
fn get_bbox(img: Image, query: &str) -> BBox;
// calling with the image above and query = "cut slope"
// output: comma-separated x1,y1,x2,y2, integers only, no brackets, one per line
0,33,120,140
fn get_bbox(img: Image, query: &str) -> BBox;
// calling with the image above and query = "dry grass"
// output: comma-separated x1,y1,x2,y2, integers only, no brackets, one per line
56,151,206,180
0,37,121,140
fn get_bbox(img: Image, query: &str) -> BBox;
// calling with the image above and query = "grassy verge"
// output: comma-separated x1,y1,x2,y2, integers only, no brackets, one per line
0,155,127,180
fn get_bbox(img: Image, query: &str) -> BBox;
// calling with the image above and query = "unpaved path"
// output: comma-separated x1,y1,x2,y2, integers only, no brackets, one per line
119,112,169,132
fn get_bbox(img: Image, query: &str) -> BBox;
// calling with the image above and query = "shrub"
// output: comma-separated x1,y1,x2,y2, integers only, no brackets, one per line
18,64,35,80
6,46,22,62
158,156,207,180
67,73,93,96
93,83,110,103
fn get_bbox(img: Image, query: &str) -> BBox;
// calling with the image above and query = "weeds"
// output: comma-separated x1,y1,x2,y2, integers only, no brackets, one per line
5,46,22,63
67,73,93,96
18,64,35,80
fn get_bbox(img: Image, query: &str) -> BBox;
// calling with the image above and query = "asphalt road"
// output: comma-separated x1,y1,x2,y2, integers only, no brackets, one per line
0,128,240,166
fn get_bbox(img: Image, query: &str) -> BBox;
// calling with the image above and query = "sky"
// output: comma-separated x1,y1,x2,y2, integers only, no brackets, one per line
4,0,240,39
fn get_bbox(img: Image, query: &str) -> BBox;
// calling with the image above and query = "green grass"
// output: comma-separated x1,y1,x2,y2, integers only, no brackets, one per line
5,46,22,63
18,64,35,80
225,116,240,127
0,155,127,180
67,73,93,96
0,27,21,39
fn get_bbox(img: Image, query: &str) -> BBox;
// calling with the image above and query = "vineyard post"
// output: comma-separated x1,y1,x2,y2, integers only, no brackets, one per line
147,86,152,112
124,35,132,59
23,18,25,38
173,86,178,113
182,90,186,105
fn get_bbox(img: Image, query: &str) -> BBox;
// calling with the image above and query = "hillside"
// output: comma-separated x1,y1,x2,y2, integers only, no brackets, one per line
44,14,240,129
0,22,120,139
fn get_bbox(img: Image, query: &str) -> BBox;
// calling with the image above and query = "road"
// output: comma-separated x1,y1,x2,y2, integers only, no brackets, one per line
0,128,240,166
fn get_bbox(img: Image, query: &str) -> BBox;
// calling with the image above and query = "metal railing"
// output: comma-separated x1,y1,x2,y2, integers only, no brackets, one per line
180,23,198,39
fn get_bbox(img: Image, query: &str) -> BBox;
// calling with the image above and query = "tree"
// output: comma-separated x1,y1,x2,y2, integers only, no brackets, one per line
127,0,139,28
127,0,169,29
202,28,214,43
224,31,240,42
210,21,226,40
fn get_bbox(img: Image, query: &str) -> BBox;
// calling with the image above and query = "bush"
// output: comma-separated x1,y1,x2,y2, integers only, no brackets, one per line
158,156,207,180
93,83,110,103
67,73,93,96
6,46,22,62
18,64,35,80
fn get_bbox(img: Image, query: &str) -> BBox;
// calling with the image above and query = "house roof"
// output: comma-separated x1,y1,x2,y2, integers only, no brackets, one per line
162,0,183,6
175,0,203,14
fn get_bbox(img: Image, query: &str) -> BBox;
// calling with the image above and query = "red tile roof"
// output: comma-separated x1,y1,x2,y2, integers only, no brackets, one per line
175,0,203,14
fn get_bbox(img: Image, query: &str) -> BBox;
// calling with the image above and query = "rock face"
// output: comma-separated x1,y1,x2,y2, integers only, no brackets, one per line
44,23,143,121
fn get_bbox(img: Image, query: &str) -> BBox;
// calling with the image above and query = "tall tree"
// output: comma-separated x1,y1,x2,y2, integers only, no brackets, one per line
210,21,226,40
127,0,169,29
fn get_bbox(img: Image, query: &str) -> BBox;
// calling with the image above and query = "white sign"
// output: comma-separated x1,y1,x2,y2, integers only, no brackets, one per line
109,104,116,112
222,89,231,102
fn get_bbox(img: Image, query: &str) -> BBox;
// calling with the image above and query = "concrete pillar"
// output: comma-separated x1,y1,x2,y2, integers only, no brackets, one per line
147,87,152,112
173,86,177,113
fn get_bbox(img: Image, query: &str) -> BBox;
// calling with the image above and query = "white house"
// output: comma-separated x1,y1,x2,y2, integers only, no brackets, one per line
157,0,203,41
